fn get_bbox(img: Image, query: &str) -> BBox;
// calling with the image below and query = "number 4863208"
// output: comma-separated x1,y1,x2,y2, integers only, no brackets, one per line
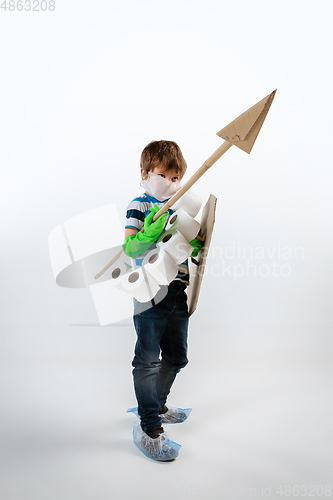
0,0,55,10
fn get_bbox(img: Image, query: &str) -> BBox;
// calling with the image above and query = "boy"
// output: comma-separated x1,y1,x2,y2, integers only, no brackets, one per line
123,140,201,461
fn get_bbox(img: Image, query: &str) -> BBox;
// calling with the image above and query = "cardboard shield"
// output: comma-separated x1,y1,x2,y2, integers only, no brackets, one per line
187,194,217,316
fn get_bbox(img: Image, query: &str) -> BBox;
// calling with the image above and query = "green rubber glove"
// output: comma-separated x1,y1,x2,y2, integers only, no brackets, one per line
123,204,168,258
189,237,203,258
143,204,168,240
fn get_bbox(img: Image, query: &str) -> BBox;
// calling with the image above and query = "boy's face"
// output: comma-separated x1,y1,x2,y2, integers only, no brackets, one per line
141,164,181,183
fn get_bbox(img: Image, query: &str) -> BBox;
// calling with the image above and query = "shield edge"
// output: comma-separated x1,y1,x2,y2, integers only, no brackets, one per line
187,194,217,316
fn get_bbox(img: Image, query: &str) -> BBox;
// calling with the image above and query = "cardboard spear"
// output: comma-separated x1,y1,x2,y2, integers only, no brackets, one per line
94,89,277,280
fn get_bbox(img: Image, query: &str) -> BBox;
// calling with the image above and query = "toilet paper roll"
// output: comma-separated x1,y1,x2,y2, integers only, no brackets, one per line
143,247,178,285
157,229,193,265
122,267,160,303
107,260,130,292
165,209,200,242
171,190,202,218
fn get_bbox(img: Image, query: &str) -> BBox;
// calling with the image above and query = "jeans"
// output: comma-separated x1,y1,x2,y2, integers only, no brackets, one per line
132,280,189,432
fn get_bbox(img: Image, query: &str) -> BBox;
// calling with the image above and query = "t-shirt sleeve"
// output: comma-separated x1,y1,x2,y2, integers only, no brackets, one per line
125,199,145,231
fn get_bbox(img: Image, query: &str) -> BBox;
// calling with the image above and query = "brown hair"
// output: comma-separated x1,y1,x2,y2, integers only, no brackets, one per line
140,140,187,179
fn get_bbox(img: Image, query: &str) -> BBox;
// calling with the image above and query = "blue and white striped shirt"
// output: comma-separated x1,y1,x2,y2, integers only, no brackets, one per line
125,192,189,285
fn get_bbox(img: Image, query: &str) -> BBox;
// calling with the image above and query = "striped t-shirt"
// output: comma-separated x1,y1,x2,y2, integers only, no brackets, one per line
125,192,189,285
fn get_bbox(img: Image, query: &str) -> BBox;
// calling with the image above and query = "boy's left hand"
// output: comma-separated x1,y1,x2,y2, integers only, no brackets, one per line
189,237,203,258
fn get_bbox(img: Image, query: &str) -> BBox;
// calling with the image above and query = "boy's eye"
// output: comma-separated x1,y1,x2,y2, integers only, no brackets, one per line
158,174,165,178
172,177,179,182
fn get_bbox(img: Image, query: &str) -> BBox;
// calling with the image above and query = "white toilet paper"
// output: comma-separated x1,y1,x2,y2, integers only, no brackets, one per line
157,229,193,265
171,190,202,217
107,260,131,291
143,247,178,285
166,209,200,242
122,267,160,303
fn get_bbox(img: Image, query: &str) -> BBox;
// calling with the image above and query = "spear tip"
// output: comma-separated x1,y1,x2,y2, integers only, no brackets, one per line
217,89,277,154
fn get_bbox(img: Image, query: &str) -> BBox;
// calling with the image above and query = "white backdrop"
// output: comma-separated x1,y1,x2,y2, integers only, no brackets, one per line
1,1,332,499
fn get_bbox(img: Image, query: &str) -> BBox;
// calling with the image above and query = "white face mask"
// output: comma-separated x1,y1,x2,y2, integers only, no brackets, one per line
141,172,180,201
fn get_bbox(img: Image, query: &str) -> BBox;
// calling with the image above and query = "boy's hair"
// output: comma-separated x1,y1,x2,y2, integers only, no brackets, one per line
140,140,187,179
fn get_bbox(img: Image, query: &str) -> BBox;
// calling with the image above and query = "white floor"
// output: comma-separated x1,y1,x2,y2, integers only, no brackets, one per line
1,319,332,500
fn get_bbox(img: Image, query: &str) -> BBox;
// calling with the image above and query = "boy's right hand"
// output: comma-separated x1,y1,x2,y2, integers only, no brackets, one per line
122,205,167,258
144,204,168,240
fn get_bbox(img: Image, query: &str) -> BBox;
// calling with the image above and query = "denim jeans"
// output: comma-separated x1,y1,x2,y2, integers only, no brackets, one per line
132,280,189,432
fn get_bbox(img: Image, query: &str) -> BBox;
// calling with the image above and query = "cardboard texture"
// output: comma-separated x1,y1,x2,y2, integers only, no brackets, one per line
216,89,277,154
187,194,217,317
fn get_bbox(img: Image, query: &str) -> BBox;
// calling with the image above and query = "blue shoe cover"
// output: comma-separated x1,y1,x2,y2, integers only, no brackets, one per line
160,407,192,424
127,406,192,424
127,407,139,418
132,423,181,461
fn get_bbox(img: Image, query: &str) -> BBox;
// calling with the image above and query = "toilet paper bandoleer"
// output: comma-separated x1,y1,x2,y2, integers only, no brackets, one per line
122,140,202,462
